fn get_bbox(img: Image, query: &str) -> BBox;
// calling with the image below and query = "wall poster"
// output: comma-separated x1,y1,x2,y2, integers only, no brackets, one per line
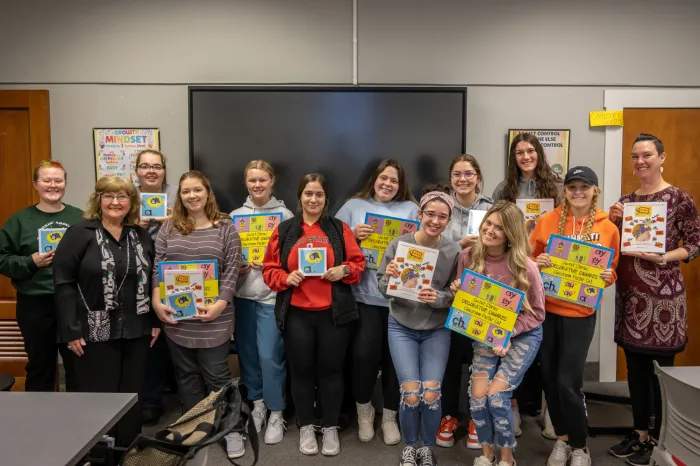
93,128,160,182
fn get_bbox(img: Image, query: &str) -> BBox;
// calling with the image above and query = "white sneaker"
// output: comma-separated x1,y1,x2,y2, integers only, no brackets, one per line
547,439,571,466
570,448,591,466
400,446,418,466
542,407,556,440
357,402,375,442
473,455,496,466
251,400,267,433
225,432,245,459
512,406,522,437
264,411,286,445
321,426,340,456
299,425,318,455
382,408,401,445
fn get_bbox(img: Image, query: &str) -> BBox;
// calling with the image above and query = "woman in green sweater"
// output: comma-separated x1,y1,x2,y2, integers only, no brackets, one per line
0,161,83,391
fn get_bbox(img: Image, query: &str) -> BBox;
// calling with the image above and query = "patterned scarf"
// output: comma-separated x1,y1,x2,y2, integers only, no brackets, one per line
86,228,150,342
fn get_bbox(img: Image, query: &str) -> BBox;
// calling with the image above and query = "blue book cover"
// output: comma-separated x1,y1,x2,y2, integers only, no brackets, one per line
140,193,167,218
37,228,66,253
167,291,199,321
298,247,327,276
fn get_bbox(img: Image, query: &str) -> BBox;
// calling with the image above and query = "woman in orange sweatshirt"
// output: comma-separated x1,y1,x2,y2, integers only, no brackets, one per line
529,166,620,466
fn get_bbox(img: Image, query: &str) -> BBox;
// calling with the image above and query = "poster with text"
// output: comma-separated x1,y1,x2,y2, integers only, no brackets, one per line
94,128,160,183
386,241,438,302
360,213,420,269
508,129,570,177
541,234,614,310
158,260,219,305
232,212,282,265
516,199,555,235
446,269,524,348
621,202,667,253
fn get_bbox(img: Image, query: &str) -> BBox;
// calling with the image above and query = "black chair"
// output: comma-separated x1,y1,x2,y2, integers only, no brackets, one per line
0,373,16,391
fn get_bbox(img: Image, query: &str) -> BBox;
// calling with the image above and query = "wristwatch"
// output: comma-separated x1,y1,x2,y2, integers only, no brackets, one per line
342,265,350,276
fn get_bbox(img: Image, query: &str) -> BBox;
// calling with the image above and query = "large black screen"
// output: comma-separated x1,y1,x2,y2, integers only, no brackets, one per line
189,88,466,214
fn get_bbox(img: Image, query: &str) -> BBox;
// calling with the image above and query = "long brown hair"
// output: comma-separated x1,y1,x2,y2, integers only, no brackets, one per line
352,159,416,203
468,201,533,314
504,133,562,203
557,186,601,243
84,176,140,226
170,170,228,235
449,154,484,194
298,173,329,216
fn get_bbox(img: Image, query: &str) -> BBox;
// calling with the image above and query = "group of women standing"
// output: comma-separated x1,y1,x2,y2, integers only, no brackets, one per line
0,131,697,466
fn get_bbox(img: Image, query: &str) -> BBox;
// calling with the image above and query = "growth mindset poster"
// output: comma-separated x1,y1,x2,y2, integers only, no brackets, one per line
94,128,160,182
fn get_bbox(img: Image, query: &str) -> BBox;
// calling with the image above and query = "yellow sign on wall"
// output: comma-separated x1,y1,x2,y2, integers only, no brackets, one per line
590,110,624,127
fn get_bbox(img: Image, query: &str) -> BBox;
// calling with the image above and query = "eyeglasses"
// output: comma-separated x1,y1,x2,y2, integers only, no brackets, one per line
137,164,164,172
101,193,130,203
451,170,477,180
422,210,450,223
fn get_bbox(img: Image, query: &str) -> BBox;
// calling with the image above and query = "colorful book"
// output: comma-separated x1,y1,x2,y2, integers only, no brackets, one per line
466,210,488,236
621,202,667,253
446,268,525,348
158,260,219,305
298,246,327,276
37,228,66,253
360,213,420,269
140,193,167,218
163,269,205,305
516,199,555,235
166,291,199,321
541,234,615,310
386,241,439,302
232,212,283,265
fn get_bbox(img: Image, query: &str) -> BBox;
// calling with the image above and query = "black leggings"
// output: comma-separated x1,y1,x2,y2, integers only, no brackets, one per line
540,312,596,450
625,349,675,438
351,303,399,411
441,330,474,418
284,306,354,427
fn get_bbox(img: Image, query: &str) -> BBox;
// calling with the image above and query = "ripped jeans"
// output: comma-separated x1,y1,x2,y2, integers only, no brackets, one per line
388,315,451,447
469,325,542,449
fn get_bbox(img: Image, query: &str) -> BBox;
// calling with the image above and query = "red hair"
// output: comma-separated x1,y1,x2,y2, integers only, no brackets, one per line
33,160,67,182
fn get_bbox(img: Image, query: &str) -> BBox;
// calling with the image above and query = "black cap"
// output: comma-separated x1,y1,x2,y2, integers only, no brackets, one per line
564,166,598,186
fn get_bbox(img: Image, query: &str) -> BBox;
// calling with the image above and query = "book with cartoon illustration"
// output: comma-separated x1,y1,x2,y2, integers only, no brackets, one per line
37,228,67,253
360,213,420,269
298,246,327,276
516,199,555,235
163,269,205,305
386,241,439,302
232,212,282,265
621,202,667,253
140,193,167,218
466,210,488,236
166,291,199,321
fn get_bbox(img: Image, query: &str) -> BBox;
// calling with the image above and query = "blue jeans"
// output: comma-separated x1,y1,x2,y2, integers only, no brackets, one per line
388,315,451,448
234,298,286,411
469,325,542,449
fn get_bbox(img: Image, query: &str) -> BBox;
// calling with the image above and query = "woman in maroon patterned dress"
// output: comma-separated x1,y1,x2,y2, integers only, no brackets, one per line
607,133,700,466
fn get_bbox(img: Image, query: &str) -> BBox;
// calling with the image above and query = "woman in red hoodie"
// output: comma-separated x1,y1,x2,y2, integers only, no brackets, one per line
530,166,620,466
263,173,365,457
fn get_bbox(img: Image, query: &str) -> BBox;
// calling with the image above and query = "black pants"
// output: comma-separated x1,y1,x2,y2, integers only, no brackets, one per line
442,330,474,419
72,336,150,447
284,306,354,427
16,293,76,391
540,312,596,449
625,349,675,438
140,331,175,410
350,303,399,411
166,338,231,413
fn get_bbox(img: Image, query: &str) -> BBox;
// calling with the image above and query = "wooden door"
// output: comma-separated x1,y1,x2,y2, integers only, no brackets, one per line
616,108,700,380
0,90,52,391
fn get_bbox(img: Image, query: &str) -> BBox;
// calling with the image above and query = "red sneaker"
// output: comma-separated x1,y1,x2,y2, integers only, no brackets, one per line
436,416,459,448
466,419,480,450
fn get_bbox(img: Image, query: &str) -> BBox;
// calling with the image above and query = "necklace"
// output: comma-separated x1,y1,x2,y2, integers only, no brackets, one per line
486,251,507,261
114,235,131,306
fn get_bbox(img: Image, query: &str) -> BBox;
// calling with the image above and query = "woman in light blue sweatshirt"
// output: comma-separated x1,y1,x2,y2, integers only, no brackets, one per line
229,160,294,452
335,159,418,446
378,184,461,466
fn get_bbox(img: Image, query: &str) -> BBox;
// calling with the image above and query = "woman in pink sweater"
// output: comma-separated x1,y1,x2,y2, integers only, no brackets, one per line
451,201,546,466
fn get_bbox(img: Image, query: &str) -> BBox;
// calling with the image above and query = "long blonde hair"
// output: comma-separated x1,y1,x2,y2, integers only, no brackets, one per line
468,201,534,314
557,187,600,242
84,176,140,225
170,171,228,235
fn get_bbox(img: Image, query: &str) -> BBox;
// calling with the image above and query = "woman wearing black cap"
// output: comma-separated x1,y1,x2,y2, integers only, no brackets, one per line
529,166,620,466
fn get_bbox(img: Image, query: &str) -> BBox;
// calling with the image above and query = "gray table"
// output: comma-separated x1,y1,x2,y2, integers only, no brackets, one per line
0,392,137,466
659,365,700,389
